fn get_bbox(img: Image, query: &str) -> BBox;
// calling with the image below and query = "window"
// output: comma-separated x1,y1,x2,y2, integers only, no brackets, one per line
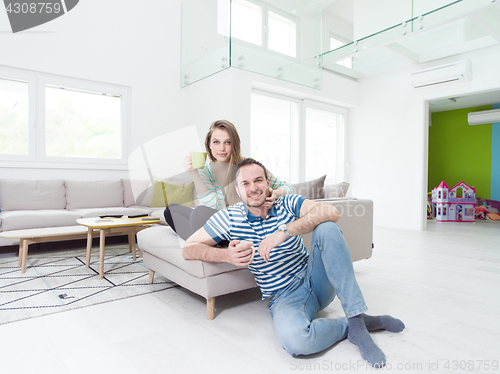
0,78,29,156
44,86,121,159
305,107,341,182
231,0,263,46
330,36,352,69
250,90,346,184
250,92,298,183
268,11,297,58
229,0,298,58
0,66,129,168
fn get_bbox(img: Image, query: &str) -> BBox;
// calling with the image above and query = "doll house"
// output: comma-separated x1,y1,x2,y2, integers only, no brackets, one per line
431,181,476,222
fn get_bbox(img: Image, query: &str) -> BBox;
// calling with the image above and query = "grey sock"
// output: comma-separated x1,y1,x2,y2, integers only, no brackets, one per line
362,313,405,333
347,315,386,368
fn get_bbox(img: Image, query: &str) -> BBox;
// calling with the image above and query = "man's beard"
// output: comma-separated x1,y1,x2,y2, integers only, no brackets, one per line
245,190,266,208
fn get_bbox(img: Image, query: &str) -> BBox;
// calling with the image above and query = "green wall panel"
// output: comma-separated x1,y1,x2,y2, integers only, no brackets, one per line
428,106,492,199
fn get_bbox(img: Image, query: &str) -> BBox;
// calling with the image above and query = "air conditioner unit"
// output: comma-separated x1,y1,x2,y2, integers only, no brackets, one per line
468,108,500,125
411,60,471,88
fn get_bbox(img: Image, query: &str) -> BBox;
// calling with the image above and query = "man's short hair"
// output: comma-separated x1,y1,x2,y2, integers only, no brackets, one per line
234,158,268,181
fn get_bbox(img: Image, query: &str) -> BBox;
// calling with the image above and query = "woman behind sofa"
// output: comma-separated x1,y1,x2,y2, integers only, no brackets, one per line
164,119,291,240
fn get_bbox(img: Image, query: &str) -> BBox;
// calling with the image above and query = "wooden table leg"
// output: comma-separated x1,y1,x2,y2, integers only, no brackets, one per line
18,243,23,267
99,229,106,279
128,228,136,261
85,228,93,267
149,269,155,284
20,239,29,274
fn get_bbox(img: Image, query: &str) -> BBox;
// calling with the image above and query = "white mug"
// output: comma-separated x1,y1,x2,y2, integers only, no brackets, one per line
236,240,254,262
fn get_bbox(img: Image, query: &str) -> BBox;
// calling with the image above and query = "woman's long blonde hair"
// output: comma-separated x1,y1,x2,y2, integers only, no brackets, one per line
205,120,243,207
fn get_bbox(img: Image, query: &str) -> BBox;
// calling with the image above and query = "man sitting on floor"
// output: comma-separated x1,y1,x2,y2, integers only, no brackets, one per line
182,158,404,368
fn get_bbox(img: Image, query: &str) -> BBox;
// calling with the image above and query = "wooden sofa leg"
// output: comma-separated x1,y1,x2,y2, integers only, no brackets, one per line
207,297,215,320
148,269,155,284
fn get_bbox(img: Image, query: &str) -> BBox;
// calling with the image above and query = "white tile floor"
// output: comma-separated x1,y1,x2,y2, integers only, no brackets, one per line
0,221,499,374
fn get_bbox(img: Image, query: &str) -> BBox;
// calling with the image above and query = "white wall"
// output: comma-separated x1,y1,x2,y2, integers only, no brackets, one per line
348,45,500,230
0,0,184,180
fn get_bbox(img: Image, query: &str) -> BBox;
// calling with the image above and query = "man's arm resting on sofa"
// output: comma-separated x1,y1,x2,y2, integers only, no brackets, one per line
289,199,340,236
182,228,253,267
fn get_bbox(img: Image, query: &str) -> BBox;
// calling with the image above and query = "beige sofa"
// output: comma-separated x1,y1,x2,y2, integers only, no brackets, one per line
137,176,374,319
0,178,179,247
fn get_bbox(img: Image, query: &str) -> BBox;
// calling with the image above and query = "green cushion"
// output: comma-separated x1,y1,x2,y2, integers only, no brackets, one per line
151,181,194,208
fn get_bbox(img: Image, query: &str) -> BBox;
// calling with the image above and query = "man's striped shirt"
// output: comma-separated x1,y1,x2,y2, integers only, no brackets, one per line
203,194,308,299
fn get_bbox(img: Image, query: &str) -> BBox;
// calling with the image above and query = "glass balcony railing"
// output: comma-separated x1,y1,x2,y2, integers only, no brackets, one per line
181,0,322,89
321,0,500,79
182,0,500,87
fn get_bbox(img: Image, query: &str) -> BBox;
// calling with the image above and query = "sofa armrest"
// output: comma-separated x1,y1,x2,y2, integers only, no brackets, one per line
302,198,373,262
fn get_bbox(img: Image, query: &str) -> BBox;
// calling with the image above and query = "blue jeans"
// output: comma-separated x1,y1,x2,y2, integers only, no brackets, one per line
268,222,367,355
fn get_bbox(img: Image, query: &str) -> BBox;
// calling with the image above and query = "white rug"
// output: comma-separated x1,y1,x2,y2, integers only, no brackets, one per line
0,243,177,325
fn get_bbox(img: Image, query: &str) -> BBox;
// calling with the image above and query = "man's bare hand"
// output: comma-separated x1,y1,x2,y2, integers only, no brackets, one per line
263,187,276,208
257,231,286,263
227,240,254,266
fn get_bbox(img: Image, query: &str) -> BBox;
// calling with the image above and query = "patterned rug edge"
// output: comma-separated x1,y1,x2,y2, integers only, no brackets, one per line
0,244,178,325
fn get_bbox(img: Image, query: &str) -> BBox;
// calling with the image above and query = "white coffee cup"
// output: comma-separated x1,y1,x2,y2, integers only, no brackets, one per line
236,240,254,262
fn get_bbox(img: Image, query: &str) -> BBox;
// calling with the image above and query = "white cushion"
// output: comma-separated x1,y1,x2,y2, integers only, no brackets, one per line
65,180,124,210
323,182,349,198
0,179,66,211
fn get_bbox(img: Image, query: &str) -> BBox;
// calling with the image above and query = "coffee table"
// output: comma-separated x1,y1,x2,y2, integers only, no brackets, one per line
77,216,161,279
0,226,100,273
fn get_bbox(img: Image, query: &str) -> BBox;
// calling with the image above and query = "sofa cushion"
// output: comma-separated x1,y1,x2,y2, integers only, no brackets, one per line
140,172,198,207
0,179,66,211
65,180,124,210
151,181,195,208
0,210,81,231
323,182,349,198
289,175,326,200
137,225,241,278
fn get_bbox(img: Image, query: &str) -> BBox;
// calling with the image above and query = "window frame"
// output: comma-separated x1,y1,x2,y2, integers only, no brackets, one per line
0,68,37,162
251,89,301,183
265,5,300,59
229,0,300,60
0,65,130,170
